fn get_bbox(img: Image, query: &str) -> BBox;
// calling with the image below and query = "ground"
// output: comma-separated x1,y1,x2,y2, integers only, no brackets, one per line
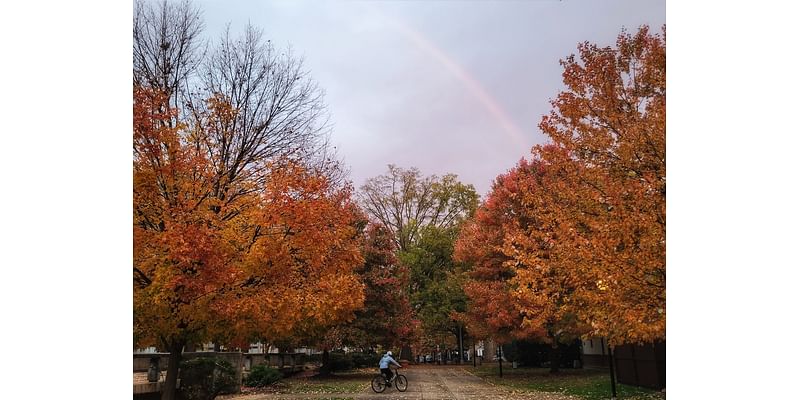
218,365,583,400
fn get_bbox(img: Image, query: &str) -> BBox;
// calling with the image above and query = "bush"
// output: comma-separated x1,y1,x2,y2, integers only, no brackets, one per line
511,339,583,368
328,352,355,372
179,357,238,400
244,364,283,387
350,352,381,368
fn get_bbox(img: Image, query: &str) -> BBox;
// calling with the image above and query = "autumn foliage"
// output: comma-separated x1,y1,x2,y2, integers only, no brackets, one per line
359,165,479,353
327,224,418,350
456,26,665,347
455,156,584,347
133,85,365,372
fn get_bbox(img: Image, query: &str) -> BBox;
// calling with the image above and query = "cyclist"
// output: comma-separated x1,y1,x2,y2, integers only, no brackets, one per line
379,350,402,384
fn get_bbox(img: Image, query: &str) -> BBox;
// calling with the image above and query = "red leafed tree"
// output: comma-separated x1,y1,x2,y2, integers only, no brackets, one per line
133,87,364,400
357,224,418,348
330,224,418,351
454,166,529,345
455,155,587,372
288,223,418,376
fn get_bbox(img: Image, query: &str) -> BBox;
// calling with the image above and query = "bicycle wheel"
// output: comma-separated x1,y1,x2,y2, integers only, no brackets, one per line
371,375,387,393
395,374,408,392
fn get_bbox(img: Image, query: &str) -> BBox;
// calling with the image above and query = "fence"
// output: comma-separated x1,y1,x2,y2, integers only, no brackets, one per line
242,353,308,372
134,352,308,373
133,351,308,396
613,342,666,390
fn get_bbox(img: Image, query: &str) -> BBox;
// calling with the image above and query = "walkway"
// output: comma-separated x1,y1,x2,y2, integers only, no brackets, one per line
224,365,579,400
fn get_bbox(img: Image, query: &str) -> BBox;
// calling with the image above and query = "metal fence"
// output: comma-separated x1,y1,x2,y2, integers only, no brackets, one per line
613,341,665,389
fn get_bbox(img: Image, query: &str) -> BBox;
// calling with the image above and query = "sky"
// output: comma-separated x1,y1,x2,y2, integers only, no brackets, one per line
196,0,664,197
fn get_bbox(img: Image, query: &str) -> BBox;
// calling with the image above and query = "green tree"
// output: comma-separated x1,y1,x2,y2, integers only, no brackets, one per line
400,226,469,358
359,166,478,359
359,165,479,252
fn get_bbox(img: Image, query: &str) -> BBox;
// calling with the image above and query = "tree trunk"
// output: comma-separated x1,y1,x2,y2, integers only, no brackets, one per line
549,342,561,374
161,340,184,400
608,345,618,399
400,345,413,361
319,349,331,376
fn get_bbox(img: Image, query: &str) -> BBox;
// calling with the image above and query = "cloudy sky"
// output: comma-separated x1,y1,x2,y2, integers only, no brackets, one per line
196,0,665,197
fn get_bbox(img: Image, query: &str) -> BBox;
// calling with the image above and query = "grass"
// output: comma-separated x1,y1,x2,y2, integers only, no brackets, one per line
237,368,372,395
469,366,665,400
308,398,355,400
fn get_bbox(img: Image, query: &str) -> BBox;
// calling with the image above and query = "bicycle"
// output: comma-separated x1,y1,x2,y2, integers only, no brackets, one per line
371,366,408,393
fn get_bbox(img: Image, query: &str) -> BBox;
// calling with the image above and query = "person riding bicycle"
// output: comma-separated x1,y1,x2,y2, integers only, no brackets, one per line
379,351,402,383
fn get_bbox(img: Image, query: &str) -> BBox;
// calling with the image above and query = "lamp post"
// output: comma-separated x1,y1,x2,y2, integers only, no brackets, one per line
497,344,503,377
458,325,465,364
473,339,477,367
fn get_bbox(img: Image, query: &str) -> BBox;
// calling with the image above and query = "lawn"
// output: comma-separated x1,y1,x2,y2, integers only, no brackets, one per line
230,368,372,396
469,366,665,400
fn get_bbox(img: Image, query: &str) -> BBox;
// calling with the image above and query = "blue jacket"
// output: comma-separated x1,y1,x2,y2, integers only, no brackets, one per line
379,354,401,369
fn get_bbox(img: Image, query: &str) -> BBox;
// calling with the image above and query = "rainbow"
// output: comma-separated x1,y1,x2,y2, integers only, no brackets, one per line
384,14,531,150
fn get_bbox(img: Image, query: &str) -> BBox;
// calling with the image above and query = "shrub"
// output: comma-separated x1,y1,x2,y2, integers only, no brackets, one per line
511,339,583,368
179,357,238,400
328,352,355,372
244,364,282,387
350,352,381,368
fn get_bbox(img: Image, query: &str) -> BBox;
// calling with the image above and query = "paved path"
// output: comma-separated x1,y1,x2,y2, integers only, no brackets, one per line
224,365,578,400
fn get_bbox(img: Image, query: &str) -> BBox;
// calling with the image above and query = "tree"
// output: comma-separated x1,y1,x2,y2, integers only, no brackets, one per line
133,0,205,120
454,164,535,345
359,165,479,252
191,23,337,190
503,157,589,372
133,86,364,400
531,25,666,345
359,167,478,360
316,224,418,369
297,222,420,376
134,7,363,397
352,224,417,348
134,0,343,189
455,157,586,372
401,225,469,359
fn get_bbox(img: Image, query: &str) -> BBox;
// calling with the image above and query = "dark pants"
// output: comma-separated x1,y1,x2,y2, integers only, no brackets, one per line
381,368,393,382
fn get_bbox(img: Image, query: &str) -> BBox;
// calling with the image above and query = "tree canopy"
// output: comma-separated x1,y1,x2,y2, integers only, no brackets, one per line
359,165,479,252
133,3,364,398
456,25,666,347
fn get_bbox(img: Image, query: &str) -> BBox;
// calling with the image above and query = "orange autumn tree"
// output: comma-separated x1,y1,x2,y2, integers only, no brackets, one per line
133,87,364,400
455,155,587,372
505,154,591,372
208,161,366,345
457,26,665,363
514,25,666,345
